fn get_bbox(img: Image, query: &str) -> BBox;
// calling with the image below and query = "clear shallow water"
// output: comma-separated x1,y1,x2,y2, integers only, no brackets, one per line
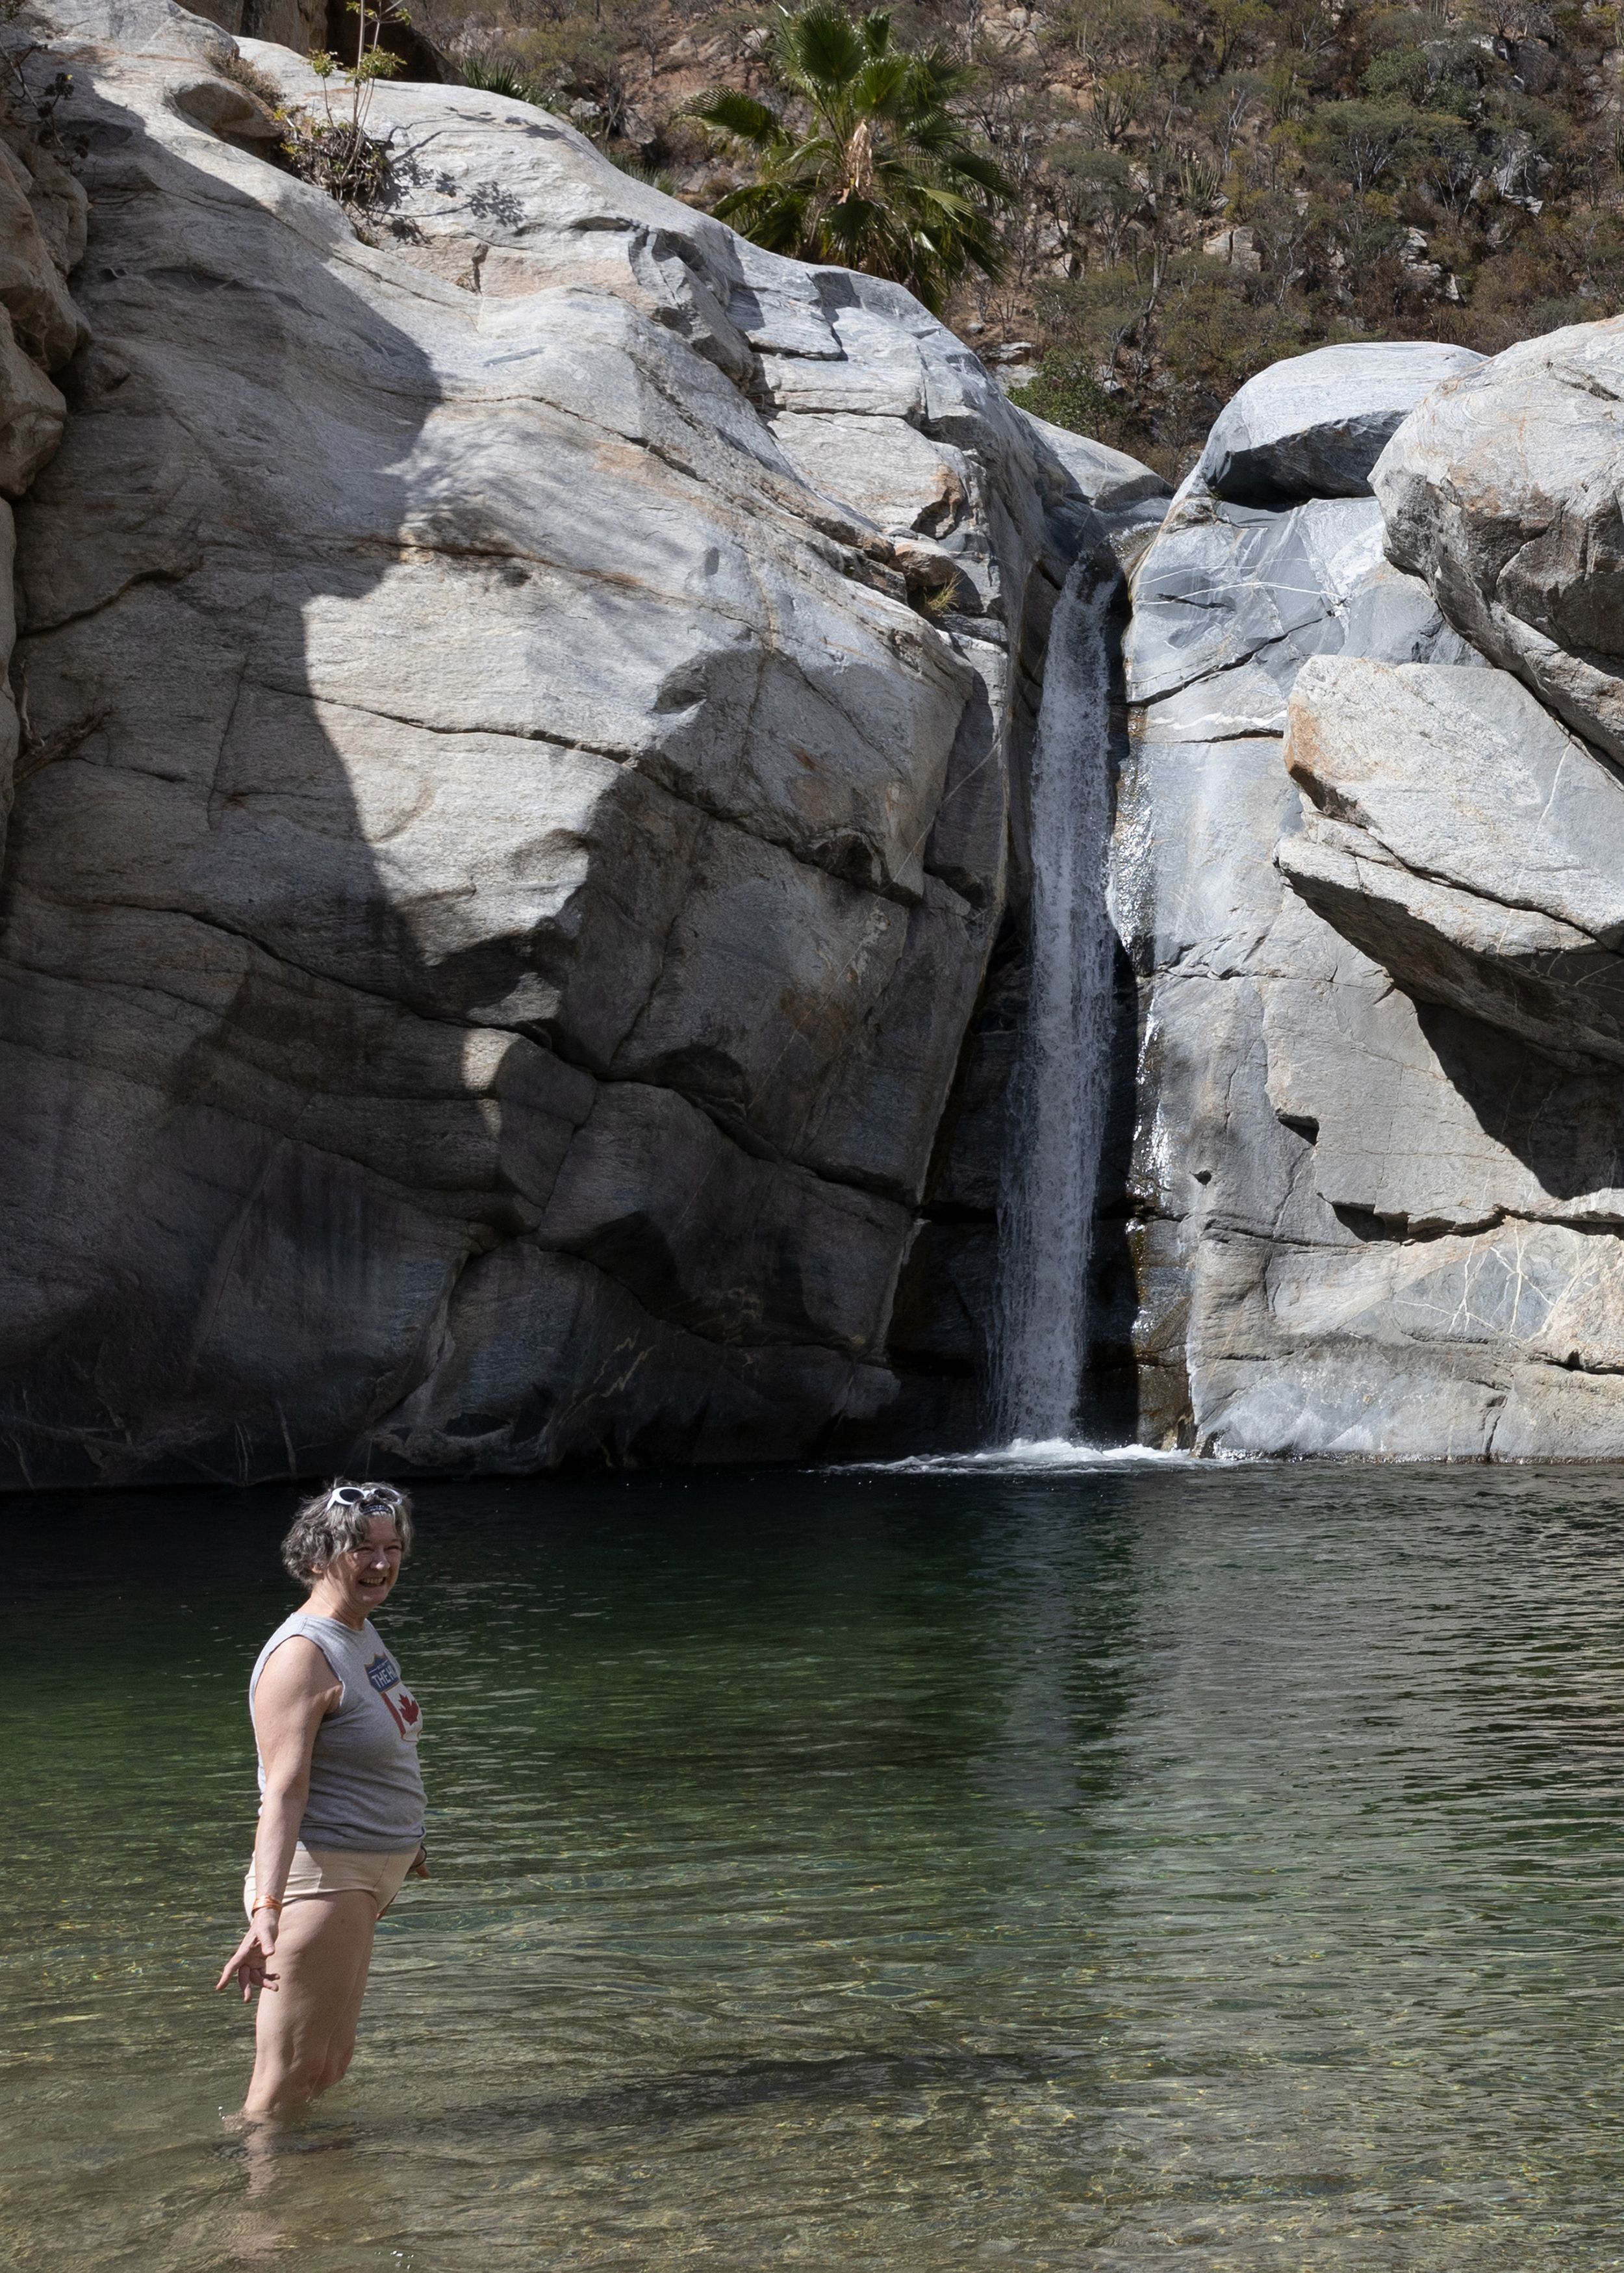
5,1465,1624,2271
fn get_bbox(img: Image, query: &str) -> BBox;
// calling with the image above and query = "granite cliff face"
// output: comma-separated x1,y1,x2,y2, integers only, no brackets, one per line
0,0,1103,1484
11,1,1624,1478
1110,335,1624,1458
0,61,88,855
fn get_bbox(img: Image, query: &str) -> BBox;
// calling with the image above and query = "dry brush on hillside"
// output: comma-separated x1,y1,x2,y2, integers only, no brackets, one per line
412,0,1624,472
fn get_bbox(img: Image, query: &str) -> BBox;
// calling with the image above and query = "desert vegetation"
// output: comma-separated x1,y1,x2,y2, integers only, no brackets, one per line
414,0,1624,470
691,6,1009,313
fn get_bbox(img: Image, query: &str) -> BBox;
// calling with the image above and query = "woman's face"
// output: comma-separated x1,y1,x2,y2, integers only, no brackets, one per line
318,1513,404,1619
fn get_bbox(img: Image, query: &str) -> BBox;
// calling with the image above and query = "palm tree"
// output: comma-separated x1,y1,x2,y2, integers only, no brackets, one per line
692,6,1011,316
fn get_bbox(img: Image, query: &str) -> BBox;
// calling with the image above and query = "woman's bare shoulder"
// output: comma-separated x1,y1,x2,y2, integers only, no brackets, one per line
255,1632,342,1705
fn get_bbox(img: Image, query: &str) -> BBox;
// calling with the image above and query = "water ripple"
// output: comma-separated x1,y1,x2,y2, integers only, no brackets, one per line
4,1464,1624,2269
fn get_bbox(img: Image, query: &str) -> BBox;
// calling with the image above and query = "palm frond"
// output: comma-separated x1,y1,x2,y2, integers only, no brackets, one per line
712,179,813,254
780,4,867,96
906,50,970,105
850,52,913,120
943,145,1014,196
691,88,787,150
702,3,1013,312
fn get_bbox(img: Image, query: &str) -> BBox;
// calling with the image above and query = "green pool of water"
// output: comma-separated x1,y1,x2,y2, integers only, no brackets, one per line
5,1459,1624,2270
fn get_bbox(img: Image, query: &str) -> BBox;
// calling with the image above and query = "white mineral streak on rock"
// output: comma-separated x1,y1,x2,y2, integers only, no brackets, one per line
992,564,1115,1445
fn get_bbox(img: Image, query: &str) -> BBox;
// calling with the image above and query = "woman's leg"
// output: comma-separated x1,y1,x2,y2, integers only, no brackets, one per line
242,1891,379,2120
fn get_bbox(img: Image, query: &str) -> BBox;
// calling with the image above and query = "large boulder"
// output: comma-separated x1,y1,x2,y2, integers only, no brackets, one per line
1109,398,1488,1449
1127,873,1624,1458
1198,340,1483,507
1016,410,1171,563
1019,413,1170,516
0,0,1100,1483
1375,316,1624,764
1280,655,1624,1067
1186,1212,1624,1461
1106,335,1624,1458
1117,488,1478,980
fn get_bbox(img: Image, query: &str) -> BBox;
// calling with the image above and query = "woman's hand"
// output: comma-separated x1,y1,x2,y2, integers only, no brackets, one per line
408,1845,429,1879
216,1914,281,2002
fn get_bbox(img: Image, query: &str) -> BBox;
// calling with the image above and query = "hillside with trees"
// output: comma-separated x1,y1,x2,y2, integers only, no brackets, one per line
415,0,1624,474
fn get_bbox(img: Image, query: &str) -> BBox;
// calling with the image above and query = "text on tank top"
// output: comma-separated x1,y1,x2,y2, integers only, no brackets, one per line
249,1610,426,1853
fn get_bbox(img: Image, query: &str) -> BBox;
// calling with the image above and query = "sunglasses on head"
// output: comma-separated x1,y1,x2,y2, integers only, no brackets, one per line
327,1483,404,1509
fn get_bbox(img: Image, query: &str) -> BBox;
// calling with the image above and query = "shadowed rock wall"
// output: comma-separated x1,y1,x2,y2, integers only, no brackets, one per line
0,0,1100,1485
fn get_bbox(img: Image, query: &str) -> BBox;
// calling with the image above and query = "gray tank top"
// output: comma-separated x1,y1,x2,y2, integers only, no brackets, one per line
250,1611,425,1853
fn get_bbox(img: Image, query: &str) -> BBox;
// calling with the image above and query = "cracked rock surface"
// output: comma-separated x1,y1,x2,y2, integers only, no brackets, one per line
1112,338,1624,1459
0,73,88,865
1281,655,1624,1070
1375,316,1624,766
0,0,1097,1484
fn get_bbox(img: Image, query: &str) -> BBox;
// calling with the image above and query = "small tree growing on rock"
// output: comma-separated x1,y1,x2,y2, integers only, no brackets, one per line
281,0,407,208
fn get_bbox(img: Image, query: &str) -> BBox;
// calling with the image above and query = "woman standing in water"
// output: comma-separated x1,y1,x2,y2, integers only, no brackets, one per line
216,1482,427,2119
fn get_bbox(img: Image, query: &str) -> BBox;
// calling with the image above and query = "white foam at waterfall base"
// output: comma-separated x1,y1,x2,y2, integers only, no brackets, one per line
840,1442,1232,1476
991,560,1117,1446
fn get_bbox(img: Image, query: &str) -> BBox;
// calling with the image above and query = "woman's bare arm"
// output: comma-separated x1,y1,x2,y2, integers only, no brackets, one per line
215,1638,340,2000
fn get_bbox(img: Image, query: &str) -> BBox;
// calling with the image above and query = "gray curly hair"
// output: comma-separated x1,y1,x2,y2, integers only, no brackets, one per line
282,1480,416,1586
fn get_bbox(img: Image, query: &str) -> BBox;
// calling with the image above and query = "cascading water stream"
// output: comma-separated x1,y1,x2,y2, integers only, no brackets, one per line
991,558,1117,1447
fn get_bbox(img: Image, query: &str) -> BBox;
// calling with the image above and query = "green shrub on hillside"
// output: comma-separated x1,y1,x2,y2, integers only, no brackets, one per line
411,0,1624,470
691,6,1014,313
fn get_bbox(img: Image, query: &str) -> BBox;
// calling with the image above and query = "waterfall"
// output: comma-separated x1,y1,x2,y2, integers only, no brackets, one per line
992,559,1117,1447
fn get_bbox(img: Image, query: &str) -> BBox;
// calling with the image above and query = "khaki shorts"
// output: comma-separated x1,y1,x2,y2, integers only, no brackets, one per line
244,1843,418,1919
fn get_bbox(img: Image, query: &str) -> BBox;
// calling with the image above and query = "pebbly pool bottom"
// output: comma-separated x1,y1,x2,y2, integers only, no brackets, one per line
5,1458,1624,2272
